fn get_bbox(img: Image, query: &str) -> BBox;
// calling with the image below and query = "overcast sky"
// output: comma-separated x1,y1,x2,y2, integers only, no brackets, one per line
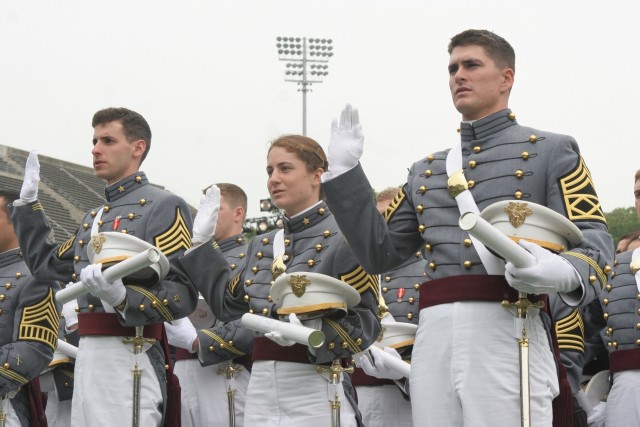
1,1,636,219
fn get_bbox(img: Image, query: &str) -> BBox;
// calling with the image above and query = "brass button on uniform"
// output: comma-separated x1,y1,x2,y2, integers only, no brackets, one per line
418,225,426,233
514,191,523,199
463,239,472,247
416,204,424,213
468,160,477,169
464,261,472,269
425,170,432,177
427,154,435,163
528,135,537,143
515,170,524,179
418,186,427,194
473,146,481,154
508,112,516,121
521,152,529,160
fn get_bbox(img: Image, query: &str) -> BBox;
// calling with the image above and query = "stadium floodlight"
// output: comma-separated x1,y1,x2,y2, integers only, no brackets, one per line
276,36,333,135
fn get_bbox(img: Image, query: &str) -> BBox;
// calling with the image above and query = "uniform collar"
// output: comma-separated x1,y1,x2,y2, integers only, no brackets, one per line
104,172,149,202
284,201,330,233
459,109,517,142
0,248,22,269
218,233,246,252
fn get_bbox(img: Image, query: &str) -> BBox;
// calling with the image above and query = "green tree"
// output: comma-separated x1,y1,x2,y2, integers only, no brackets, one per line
605,207,640,246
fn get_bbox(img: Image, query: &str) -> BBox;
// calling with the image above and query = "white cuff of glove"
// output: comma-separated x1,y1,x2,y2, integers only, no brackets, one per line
61,299,79,332
355,346,403,381
264,313,304,347
320,165,358,183
165,317,198,352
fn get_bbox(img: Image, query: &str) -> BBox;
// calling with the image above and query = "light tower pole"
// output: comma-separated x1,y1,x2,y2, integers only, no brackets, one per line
276,36,333,136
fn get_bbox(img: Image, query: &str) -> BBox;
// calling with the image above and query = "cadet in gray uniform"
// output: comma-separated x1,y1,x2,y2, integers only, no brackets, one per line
166,183,252,427
354,187,424,426
10,108,196,427
598,170,640,427
178,135,381,427
0,189,59,426
322,30,613,426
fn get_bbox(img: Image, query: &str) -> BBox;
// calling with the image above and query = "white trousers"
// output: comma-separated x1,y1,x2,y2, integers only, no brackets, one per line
356,384,413,426
0,397,20,427
244,360,357,427
606,370,640,426
71,336,163,427
411,302,558,427
40,372,72,427
175,358,250,427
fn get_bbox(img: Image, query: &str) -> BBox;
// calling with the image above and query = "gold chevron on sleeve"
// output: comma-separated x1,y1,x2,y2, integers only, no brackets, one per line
383,189,406,222
0,366,29,386
555,309,585,353
32,202,44,212
200,330,245,356
228,273,241,295
57,235,76,258
154,207,192,256
128,285,174,321
325,318,363,354
19,288,59,350
340,266,379,300
559,157,606,223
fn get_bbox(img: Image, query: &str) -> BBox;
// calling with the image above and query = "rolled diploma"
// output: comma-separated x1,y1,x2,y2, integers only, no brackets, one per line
241,313,325,348
458,212,536,268
56,339,78,359
56,248,162,305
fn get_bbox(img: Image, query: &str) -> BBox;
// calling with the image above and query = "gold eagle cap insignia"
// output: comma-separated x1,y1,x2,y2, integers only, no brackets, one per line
504,202,533,228
89,234,106,254
288,275,311,298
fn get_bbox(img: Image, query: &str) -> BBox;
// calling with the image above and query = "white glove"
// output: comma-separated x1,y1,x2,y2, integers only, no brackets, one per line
505,240,580,294
61,299,79,332
587,401,606,427
355,346,403,381
264,313,303,347
165,317,198,353
80,263,127,307
326,103,364,179
20,150,40,203
192,185,220,246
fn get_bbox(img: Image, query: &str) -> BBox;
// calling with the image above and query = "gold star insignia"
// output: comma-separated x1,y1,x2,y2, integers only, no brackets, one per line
303,218,310,225
118,186,125,192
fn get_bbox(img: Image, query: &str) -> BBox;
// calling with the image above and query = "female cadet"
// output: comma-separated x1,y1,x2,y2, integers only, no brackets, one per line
178,135,381,426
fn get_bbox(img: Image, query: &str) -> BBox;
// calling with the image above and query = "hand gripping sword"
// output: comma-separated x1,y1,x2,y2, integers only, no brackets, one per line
122,326,156,427
217,363,243,427
459,212,544,427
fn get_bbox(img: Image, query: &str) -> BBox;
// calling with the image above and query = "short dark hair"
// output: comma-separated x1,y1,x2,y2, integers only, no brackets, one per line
92,107,152,163
448,29,515,72
0,190,20,217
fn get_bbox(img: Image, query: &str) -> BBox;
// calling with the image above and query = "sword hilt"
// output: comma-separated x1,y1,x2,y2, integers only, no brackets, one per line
217,363,243,380
317,360,354,385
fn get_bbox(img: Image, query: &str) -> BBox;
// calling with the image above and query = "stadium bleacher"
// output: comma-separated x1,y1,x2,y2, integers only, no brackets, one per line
0,144,180,245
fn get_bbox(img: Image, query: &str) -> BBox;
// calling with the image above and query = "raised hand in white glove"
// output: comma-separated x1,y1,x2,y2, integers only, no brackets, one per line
20,150,40,203
80,263,127,308
355,346,404,381
325,103,364,179
192,185,220,246
165,317,199,353
264,313,304,347
61,299,79,332
505,239,580,295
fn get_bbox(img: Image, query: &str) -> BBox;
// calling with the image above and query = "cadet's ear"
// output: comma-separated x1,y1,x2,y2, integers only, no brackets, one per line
131,139,146,161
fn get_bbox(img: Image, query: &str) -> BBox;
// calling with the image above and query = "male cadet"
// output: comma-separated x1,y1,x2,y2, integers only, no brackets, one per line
597,169,640,427
165,183,252,427
353,187,425,427
10,108,196,426
321,29,613,426
0,189,59,426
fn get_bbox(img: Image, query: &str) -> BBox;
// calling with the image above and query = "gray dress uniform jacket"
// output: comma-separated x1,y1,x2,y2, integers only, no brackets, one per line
9,171,197,421
380,252,426,325
322,109,613,307
0,248,60,426
193,233,253,367
179,201,381,365
601,249,640,356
